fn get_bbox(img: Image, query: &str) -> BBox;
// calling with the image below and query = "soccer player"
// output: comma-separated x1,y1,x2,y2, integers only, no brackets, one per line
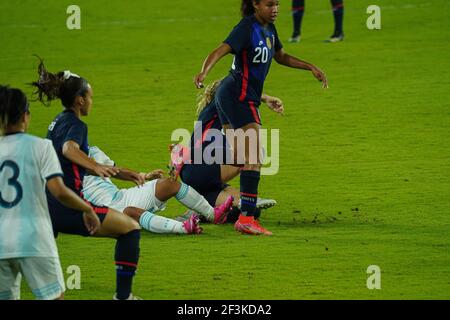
82,145,234,234
31,59,142,300
193,0,328,235
175,80,280,224
288,0,344,43
0,85,99,300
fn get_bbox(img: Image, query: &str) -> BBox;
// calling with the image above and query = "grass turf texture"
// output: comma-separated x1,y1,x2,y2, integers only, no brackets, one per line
1,0,449,299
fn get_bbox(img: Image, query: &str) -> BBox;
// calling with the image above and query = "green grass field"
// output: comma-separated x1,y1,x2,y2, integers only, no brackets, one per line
1,0,449,299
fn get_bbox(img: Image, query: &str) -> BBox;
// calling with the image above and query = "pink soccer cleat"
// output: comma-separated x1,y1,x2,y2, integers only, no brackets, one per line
213,196,234,224
168,144,190,180
182,213,203,234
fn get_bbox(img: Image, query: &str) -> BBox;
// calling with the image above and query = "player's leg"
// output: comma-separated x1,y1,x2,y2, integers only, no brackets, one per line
328,0,344,41
233,122,273,235
0,259,22,300
220,164,241,183
155,177,232,224
123,206,202,234
19,257,65,300
289,0,305,42
91,208,141,300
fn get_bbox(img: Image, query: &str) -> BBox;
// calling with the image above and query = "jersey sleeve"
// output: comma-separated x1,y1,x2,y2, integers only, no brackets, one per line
224,18,252,54
64,121,87,147
40,139,63,181
89,146,115,166
273,24,283,52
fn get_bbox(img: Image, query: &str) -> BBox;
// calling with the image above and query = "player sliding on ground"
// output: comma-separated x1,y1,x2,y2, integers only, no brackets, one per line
194,0,328,235
0,86,100,300
171,79,279,224
82,146,234,234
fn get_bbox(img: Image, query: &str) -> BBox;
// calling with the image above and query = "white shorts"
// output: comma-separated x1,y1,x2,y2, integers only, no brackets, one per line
109,180,166,213
0,257,65,300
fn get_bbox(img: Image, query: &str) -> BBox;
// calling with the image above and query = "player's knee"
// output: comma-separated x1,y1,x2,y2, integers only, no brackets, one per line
123,206,144,222
244,163,261,171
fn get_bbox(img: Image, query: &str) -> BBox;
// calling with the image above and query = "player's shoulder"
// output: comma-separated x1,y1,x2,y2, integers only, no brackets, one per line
232,15,254,30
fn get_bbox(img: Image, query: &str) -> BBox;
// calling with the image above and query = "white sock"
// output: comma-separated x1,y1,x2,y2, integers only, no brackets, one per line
139,211,186,234
175,182,214,222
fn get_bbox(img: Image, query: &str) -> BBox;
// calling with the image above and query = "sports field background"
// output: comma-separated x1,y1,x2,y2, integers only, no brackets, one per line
1,0,449,299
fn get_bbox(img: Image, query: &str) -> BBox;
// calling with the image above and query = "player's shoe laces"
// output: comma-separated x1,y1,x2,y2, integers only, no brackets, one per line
238,198,277,210
113,293,142,300
213,196,234,224
182,213,203,234
325,33,344,43
288,35,301,43
234,215,273,236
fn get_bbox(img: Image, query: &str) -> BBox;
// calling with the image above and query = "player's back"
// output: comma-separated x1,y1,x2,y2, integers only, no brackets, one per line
0,133,61,259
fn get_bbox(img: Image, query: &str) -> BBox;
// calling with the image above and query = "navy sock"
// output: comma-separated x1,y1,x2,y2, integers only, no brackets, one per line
292,0,305,37
240,170,260,217
331,0,344,36
115,229,140,300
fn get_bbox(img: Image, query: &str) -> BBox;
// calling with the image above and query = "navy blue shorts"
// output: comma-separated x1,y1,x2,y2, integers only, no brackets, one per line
215,75,262,129
47,196,109,238
180,163,229,206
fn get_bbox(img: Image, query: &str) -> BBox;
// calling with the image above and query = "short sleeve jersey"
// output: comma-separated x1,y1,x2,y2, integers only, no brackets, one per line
0,133,62,258
82,146,119,206
46,109,88,195
224,14,283,103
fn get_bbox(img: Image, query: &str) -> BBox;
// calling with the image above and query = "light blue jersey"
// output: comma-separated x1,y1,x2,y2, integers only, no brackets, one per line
0,133,62,259
82,146,120,206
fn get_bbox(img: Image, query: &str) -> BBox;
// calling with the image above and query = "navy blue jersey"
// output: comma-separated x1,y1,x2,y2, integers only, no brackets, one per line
224,15,283,103
46,109,89,195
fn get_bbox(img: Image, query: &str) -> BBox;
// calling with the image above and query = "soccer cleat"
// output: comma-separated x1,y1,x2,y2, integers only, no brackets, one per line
288,35,301,43
213,195,234,224
324,34,344,43
257,198,277,209
182,213,203,234
113,293,142,300
168,143,190,180
234,216,273,236
238,198,277,210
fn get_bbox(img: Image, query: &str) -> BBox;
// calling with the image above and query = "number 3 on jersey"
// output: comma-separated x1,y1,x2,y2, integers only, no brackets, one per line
253,47,269,64
0,160,23,208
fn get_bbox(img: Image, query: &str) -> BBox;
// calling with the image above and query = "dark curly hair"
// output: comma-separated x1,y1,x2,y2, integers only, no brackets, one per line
30,56,89,108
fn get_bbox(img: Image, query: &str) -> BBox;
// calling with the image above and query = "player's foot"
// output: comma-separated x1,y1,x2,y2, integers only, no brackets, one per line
113,293,142,300
257,198,277,209
324,33,344,43
182,213,203,234
234,215,273,236
288,35,301,43
238,198,277,210
213,196,234,224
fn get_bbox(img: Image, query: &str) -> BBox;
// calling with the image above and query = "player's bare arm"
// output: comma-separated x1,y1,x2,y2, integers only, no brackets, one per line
194,43,233,88
274,48,329,88
63,140,119,178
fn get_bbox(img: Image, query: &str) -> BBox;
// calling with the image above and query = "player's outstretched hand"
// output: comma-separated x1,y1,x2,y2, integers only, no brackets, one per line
143,169,165,181
265,96,285,115
311,66,329,89
194,72,206,89
83,207,101,236
94,164,120,179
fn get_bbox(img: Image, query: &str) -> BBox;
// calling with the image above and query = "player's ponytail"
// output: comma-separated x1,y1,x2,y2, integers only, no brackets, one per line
196,79,222,115
30,56,89,108
0,85,29,135
241,0,260,17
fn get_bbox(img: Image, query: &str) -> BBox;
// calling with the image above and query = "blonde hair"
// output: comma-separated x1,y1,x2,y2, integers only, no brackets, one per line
196,79,223,114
